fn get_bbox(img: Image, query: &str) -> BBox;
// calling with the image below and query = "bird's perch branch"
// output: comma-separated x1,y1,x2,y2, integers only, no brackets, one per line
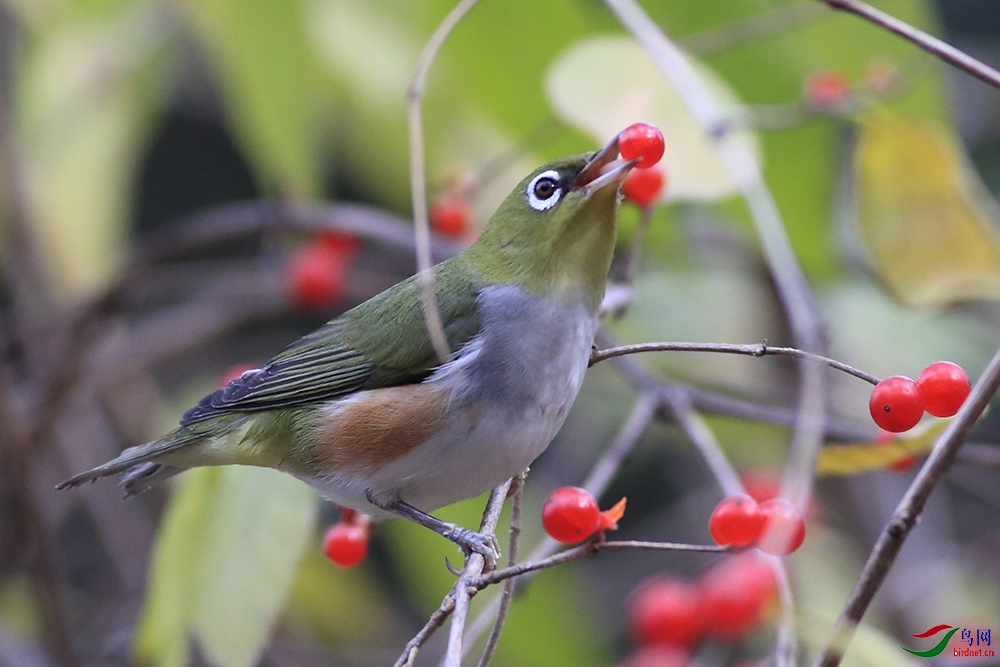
443,478,511,667
476,471,526,667
812,344,1000,667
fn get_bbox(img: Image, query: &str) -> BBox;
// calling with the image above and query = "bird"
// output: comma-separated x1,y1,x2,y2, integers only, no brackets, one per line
58,137,639,564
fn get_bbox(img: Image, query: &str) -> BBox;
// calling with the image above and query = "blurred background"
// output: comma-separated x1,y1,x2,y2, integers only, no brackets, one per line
1,0,1000,666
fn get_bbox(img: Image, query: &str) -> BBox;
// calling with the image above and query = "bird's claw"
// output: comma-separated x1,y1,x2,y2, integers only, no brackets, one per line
445,525,501,569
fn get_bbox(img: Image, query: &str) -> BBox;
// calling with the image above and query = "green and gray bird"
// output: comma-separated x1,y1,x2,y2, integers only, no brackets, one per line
59,139,638,562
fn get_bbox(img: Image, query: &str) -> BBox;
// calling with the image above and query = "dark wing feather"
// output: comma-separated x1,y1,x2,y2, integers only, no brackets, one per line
181,257,483,425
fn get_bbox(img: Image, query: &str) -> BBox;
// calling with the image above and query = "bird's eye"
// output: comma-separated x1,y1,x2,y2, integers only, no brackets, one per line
526,170,563,211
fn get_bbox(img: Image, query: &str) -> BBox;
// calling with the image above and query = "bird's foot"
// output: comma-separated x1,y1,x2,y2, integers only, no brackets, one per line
384,498,501,569
442,524,501,569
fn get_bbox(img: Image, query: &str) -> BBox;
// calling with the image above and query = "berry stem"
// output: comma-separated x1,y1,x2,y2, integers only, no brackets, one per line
819,0,1000,91
474,539,730,588
591,340,881,385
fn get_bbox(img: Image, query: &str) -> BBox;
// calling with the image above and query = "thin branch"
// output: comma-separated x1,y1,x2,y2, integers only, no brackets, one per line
443,478,511,667
602,0,828,515
407,0,480,364
818,0,1000,91
591,341,879,385
812,345,1000,667
474,539,729,588
127,201,464,267
681,1,829,56
393,597,458,667
580,392,659,502
605,333,797,667
476,471,526,667
660,389,744,497
617,205,654,284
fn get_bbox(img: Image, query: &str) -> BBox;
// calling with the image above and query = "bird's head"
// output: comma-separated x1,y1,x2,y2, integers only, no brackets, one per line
467,139,638,308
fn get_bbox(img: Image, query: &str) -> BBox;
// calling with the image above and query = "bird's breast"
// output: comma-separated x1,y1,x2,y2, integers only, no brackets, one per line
308,284,598,512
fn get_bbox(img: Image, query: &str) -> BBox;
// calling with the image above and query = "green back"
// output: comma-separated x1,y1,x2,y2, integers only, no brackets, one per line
180,255,483,425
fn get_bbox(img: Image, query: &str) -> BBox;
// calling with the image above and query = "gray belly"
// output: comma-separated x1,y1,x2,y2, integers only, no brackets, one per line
355,284,598,511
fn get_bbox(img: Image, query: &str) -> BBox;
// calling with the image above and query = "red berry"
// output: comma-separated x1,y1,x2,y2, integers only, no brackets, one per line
286,241,354,310
623,167,665,208
757,498,806,555
864,60,897,96
217,364,257,389
542,486,601,544
700,554,777,640
804,70,851,109
629,576,705,649
916,361,971,418
340,507,359,524
617,646,693,667
323,522,369,567
875,430,917,472
618,123,665,169
888,455,917,473
869,376,924,433
708,494,765,547
319,231,361,255
430,196,472,238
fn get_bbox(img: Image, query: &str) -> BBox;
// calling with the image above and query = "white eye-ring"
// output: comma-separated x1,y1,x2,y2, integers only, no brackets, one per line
526,170,563,211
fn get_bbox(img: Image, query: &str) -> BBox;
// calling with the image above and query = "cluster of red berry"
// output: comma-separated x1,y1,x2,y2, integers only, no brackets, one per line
802,61,897,111
285,232,361,311
323,508,371,568
869,361,971,433
541,486,627,544
617,554,778,667
618,123,667,208
709,494,805,555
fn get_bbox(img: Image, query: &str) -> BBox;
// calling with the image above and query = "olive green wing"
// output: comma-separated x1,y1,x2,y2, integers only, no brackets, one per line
180,259,482,426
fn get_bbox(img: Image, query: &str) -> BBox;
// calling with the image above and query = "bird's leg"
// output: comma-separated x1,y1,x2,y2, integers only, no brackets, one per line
385,499,501,567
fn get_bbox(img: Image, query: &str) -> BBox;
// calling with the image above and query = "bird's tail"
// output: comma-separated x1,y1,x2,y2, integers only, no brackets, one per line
56,416,244,494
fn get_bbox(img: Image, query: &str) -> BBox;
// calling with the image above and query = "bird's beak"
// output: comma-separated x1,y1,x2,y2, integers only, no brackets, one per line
573,136,639,195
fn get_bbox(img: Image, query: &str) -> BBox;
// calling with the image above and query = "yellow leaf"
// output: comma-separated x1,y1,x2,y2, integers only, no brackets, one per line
816,420,947,475
855,111,1000,306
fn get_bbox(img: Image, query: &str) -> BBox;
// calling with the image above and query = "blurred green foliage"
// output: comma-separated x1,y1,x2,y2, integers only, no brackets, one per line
5,1,1000,666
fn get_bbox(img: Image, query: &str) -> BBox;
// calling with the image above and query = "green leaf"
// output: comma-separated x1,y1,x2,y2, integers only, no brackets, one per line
180,0,322,197
135,467,317,667
855,111,1000,306
545,35,761,203
14,9,171,293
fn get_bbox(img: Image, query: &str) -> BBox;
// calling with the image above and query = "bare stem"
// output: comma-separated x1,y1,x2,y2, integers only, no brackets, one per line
474,539,729,588
476,471,526,667
443,478,511,667
603,332,798,667
591,341,880,385
408,0,480,364
812,345,1000,667
681,1,829,56
602,0,828,532
661,389,744,497
818,0,1000,91
393,597,458,667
